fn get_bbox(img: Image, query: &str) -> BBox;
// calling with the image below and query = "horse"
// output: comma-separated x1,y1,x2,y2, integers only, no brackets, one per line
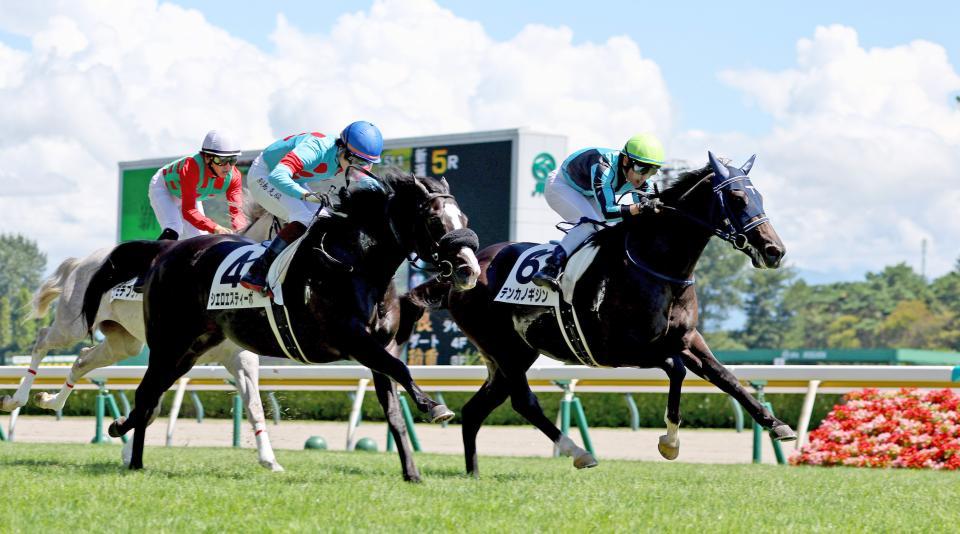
402,152,796,476
0,203,288,471
84,169,481,481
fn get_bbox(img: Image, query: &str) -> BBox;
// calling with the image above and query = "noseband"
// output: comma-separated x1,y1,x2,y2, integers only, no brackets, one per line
407,192,479,279
663,173,768,250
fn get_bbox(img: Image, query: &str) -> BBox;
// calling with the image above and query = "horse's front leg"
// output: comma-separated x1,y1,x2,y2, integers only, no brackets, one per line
372,366,421,482
657,355,686,460
681,330,796,441
344,321,453,422
225,349,283,472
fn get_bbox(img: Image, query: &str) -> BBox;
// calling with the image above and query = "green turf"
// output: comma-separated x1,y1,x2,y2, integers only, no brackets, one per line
1,442,957,532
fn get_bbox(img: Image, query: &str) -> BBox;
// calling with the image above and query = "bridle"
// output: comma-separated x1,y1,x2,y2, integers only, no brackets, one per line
325,166,477,280
659,170,768,251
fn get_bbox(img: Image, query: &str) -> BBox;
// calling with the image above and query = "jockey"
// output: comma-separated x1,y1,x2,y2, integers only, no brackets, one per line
239,120,383,296
148,130,247,241
532,133,665,290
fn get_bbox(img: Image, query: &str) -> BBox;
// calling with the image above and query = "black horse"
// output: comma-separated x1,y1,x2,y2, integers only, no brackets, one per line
403,152,796,476
83,170,480,480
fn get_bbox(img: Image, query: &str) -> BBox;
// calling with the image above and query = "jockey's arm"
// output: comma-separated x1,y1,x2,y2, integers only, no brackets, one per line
178,160,224,233
591,159,632,221
267,141,324,200
225,167,247,231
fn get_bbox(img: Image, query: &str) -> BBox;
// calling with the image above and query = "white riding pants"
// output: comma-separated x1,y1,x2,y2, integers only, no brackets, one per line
248,154,331,226
543,170,617,256
148,170,208,239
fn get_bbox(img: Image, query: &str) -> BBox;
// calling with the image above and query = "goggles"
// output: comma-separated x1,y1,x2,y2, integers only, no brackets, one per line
345,151,373,168
630,160,660,176
209,155,238,166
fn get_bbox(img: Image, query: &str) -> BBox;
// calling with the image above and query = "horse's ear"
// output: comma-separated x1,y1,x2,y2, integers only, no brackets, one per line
741,154,757,175
708,151,730,180
440,176,450,192
412,175,431,196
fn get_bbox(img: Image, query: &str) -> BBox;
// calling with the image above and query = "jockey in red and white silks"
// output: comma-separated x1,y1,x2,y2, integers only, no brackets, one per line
147,130,247,240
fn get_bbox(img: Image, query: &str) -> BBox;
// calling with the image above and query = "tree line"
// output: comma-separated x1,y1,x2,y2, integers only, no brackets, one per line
697,239,960,351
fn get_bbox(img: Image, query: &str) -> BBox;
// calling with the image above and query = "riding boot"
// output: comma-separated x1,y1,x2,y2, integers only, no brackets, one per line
132,228,180,293
156,228,179,241
240,222,307,296
532,246,568,291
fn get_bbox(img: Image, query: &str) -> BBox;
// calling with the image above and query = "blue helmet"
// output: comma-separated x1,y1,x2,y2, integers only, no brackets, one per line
339,121,383,163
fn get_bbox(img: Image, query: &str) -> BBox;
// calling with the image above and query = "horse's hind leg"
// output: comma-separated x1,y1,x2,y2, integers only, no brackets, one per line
657,355,686,460
682,330,796,441
372,370,420,482
223,349,283,472
36,323,142,411
0,326,59,411
505,373,598,470
114,334,220,469
345,323,452,422
461,370,511,477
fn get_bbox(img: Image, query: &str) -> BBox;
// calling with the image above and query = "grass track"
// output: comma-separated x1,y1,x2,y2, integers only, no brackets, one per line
1,442,957,532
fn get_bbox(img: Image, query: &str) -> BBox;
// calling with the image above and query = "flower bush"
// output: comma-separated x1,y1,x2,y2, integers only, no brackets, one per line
792,388,960,470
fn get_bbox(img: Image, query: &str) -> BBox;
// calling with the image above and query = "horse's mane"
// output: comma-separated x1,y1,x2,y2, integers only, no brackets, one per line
378,166,448,195
647,163,713,202
589,163,714,250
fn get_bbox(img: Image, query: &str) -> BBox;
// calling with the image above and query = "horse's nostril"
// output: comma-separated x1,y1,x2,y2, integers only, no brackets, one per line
764,243,784,260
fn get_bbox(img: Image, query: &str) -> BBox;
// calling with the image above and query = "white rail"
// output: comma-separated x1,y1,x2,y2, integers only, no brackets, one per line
3,364,958,394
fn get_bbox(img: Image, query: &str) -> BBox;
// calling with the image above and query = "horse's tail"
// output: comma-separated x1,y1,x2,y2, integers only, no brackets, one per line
81,240,173,333
394,277,453,344
26,257,81,320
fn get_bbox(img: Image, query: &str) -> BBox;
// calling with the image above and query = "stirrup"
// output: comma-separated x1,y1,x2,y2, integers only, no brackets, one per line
532,271,561,291
239,278,271,297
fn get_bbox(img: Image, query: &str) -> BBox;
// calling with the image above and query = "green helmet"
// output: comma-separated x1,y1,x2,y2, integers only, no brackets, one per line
622,133,665,166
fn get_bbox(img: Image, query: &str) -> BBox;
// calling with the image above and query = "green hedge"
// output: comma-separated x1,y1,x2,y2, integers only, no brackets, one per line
1,388,842,430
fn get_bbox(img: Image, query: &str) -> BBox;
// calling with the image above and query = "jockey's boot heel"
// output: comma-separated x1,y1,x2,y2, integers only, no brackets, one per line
532,246,567,291
240,222,306,296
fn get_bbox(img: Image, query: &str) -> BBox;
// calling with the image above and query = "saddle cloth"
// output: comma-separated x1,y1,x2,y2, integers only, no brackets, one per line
493,243,600,306
494,242,603,367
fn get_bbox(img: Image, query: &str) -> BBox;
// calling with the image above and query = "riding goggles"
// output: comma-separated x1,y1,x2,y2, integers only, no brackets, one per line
345,151,373,169
209,155,238,166
630,160,660,176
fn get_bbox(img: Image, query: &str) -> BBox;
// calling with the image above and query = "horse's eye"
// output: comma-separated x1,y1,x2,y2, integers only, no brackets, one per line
730,190,749,208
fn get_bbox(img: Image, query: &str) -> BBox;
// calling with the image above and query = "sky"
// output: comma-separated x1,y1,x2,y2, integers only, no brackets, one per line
0,0,958,284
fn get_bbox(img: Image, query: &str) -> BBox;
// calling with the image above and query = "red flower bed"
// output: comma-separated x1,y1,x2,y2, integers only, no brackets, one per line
791,388,960,470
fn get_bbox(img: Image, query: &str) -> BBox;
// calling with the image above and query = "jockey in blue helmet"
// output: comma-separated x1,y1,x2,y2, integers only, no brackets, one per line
240,121,383,296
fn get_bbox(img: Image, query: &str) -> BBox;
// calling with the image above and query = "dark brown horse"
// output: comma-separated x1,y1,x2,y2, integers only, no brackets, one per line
82,170,480,481
404,152,796,476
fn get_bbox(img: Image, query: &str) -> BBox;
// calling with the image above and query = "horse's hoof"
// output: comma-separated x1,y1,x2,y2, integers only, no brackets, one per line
770,424,797,442
404,475,423,484
34,392,56,410
121,440,133,467
573,452,598,469
658,435,680,460
0,395,21,412
260,459,285,472
108,417,126,438
429,404,455,423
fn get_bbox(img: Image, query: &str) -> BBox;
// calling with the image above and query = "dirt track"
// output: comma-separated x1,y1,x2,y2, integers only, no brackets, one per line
4,415,795,465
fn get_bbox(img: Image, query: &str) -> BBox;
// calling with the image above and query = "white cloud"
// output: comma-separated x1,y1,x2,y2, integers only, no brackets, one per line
0,0,674,272
699,25,960,278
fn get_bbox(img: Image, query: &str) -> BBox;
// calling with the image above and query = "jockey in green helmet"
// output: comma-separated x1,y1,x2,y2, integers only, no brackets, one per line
532,133,665,290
